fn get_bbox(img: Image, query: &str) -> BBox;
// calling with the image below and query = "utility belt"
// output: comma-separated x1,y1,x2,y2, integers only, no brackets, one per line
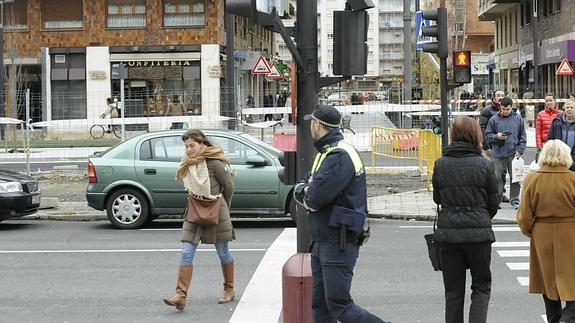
328,205,369,250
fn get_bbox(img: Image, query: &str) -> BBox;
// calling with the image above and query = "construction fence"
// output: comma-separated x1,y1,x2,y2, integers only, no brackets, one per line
0,86,546,202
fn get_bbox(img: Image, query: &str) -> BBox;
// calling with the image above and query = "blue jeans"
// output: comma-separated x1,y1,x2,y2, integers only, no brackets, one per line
311,241,385,323
180,241,233,266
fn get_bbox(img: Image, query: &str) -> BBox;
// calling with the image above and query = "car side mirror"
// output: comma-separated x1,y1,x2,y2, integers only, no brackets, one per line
246,155,268,166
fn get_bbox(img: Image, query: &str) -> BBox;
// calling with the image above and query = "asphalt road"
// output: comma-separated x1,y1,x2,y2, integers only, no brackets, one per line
0,219,545,323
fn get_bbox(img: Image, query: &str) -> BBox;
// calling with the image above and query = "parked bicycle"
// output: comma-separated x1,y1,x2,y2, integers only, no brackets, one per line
90,120,121,139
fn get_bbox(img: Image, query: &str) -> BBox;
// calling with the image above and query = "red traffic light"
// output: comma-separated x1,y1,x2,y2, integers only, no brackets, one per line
453,50,471,68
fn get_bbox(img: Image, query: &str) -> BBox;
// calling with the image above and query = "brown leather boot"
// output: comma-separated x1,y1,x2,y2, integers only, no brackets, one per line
164,265,193,310
218,261,235,304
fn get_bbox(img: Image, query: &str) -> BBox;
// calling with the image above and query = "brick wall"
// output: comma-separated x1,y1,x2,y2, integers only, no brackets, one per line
6,0,227,58
520,1,574,44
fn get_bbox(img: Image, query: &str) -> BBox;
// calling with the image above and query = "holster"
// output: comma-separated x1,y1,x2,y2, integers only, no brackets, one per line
328,206,366,250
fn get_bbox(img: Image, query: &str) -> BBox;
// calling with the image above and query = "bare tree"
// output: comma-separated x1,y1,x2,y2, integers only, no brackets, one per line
3,7,26,146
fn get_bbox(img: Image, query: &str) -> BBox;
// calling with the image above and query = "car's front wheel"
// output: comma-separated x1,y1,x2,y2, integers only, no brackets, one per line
106,188,150,229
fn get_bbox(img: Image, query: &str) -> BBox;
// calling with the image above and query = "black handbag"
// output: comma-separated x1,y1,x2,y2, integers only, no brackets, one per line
424,205,442,271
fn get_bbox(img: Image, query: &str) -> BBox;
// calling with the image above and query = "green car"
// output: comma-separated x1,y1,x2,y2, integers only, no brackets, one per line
86,129,296,229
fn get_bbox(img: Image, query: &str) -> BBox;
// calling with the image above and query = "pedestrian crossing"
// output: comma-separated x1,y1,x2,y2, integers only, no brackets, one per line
401,223,547,321
493,226,548,322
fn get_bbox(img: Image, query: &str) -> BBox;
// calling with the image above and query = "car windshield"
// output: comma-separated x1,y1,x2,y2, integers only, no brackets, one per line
239,133,281,157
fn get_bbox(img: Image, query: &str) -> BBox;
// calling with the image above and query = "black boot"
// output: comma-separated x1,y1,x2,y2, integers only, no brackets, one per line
543,295,562,323
560,301,575,323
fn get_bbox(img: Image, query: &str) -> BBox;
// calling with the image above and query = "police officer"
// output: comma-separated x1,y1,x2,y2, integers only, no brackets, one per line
294,105,387,323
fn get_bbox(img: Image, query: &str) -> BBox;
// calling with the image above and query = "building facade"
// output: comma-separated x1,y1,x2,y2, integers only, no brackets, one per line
479,0,572,98
2,0,273,123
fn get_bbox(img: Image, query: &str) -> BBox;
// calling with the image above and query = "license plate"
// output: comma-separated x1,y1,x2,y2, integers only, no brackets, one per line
32,195,41,205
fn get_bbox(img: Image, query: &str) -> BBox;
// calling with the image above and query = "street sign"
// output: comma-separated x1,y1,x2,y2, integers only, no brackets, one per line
251,55,271,75
266,63,283,79
415,11,432,51
556,59,574,76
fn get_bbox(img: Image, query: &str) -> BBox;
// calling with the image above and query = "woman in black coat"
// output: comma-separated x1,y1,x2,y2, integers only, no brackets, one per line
432,116,500,323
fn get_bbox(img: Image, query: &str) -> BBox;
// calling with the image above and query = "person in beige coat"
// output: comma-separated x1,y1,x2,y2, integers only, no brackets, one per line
164,129,235,311
517,139,575,323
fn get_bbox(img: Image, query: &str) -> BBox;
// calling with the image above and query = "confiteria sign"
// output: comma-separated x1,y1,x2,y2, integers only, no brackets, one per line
123,60,194,67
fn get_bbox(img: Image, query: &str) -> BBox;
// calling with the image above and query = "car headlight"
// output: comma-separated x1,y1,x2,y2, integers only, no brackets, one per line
0,182,23,193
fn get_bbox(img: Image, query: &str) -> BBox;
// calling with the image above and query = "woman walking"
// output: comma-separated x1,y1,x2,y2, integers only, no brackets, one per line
432,117,500,323
164,129,235,311
517,139,575,323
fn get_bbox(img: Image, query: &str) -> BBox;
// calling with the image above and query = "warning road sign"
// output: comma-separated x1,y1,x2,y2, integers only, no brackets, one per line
266,63,283,79
556,59,573,76
251,55,271,75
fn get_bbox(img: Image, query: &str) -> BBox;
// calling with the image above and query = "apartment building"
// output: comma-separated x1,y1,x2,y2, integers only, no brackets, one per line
479,0,573,97
2,0,273,122
379,0,412,87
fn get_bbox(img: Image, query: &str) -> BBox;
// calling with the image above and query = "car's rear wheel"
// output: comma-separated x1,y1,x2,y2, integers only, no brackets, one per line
106,188,150,229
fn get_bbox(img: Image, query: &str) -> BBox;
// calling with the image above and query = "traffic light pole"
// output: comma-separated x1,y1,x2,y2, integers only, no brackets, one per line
440,57,448,149
294,0,317,252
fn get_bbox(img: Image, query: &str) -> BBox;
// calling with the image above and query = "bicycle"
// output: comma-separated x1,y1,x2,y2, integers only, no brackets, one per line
90,119,122,139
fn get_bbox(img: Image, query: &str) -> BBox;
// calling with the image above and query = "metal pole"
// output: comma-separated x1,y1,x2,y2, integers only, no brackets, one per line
225,7,236,130
440,57,448,149
295,0,318,253
403,0,412,104
532,0,540,99
120,63,125,142
25,88,30,175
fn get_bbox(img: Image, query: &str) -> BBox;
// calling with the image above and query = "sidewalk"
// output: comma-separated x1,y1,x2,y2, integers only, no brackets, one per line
0,147,102,162
368,190,517,224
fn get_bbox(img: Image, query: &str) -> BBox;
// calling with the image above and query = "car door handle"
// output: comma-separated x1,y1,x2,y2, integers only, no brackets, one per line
144,169,156,175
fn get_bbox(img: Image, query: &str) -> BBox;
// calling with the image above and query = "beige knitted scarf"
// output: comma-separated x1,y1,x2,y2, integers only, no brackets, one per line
176,146,229,198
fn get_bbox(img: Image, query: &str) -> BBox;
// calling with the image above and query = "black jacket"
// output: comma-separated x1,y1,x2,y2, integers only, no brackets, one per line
547,115,575,171
432,141,499,243
479,104,499,149
299,129,367,243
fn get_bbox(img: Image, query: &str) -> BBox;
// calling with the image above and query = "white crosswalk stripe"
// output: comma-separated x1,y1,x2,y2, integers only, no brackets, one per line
497,250,529,257
493,241,529,247
506,262,529,270
517,277,529,286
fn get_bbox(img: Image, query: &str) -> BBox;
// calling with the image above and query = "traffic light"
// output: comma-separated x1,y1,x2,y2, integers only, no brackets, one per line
278,151,297,185
421,8,448,59
453,50,472,84
333,10,369,76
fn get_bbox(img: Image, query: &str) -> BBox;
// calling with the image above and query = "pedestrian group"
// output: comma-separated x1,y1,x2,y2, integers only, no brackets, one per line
161,93,575,323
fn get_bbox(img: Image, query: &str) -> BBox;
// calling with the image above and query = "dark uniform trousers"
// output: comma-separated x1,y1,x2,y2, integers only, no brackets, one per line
440,242,492,323
311,241,385,323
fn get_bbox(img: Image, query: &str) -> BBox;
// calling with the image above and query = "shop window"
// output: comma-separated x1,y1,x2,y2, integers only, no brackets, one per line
163,0,205,27
43,0,83,29
3,0,27,30
107,0,147,28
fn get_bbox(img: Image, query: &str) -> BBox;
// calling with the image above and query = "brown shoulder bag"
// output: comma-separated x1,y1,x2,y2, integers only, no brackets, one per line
187,194,221,226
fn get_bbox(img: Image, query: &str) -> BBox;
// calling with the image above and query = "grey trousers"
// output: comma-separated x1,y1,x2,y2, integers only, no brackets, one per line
493,156,520,203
